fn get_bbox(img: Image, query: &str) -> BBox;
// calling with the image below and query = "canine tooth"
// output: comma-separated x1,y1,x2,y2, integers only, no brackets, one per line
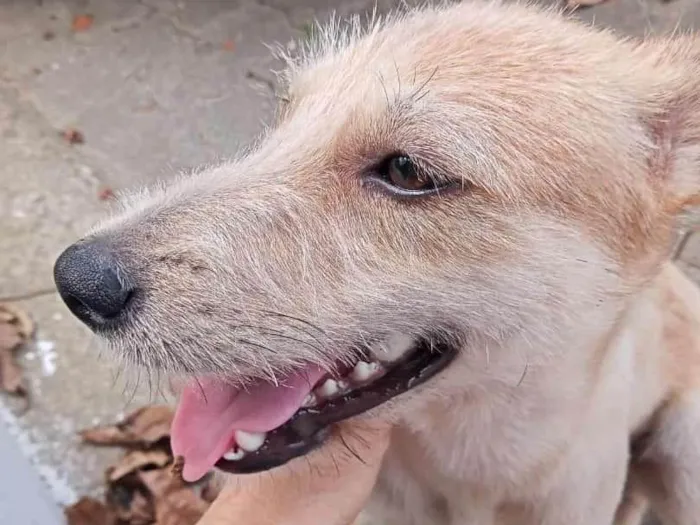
302,393,317,408
317,379,339,398
223,447,245,461
351,361,380,382
234,430,266,452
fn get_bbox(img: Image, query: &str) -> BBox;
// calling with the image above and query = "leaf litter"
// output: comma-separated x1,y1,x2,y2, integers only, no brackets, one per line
0,303,34,403
66,405,218,525
72,14,94,32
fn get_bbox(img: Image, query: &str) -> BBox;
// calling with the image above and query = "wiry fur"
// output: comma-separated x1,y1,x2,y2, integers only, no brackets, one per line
79,1,700,523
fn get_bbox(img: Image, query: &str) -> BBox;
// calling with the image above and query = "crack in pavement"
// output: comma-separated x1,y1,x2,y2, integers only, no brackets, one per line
0,289,57,304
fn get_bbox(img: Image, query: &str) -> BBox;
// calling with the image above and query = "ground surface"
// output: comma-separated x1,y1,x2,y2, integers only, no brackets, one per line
2,0,700,523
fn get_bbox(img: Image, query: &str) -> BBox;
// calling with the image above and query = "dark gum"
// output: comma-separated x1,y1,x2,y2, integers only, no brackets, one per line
215,340,457,475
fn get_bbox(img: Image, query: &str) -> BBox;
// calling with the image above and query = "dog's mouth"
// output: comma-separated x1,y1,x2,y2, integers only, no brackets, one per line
170,335,458,481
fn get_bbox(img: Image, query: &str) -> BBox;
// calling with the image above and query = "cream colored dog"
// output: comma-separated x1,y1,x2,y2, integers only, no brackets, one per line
53,2,700,524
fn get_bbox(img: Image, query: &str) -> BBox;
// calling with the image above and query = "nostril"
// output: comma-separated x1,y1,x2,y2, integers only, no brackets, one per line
53,239,135,329
61,293,92,322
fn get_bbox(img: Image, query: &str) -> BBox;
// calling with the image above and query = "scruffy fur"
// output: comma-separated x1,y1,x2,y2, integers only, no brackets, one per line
85,1,700,523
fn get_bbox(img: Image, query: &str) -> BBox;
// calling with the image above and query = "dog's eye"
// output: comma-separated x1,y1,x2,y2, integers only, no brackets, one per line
367,154,454,198
386,157,428,190
378,156,437,194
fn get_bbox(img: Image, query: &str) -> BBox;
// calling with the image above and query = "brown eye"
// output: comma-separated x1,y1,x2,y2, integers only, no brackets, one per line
385,156,435,192
368,154,452,198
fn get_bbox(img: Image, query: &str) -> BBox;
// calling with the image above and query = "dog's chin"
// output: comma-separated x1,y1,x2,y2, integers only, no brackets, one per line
168,333,459,480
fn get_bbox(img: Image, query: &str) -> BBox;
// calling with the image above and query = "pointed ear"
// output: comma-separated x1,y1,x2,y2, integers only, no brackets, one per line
644,37,700,214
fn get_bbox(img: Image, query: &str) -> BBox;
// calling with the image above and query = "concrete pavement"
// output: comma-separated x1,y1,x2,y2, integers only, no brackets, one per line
0,413,65,525
2,0,700,522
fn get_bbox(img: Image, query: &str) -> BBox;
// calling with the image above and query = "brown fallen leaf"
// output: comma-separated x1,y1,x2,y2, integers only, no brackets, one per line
107,486,154,525
61,128,85,145
140,470,207,525
0,303,33,398
0,321,22,352
155,486,209,525
566,0,607,8
0,337,26,397
80,405,174,447
124,491,153,525
222,39,235,52
171,454,184,480
108,449,171,482
0,302,35,339
72,14,94,32
76,406,213,525
139,466,184,498
65,496,117,525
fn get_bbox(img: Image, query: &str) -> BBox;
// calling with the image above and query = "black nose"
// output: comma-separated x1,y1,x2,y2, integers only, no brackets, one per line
53,240,133,329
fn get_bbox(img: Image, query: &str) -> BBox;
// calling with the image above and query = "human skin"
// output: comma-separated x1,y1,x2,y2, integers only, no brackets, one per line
196,420,391,525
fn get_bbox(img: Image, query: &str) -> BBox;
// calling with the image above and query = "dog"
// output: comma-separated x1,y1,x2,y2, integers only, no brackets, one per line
53,1,700,523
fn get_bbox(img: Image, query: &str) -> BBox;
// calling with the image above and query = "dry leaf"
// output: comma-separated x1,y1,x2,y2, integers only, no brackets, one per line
140,469,209,525
61,128,85,145
0,339,26,396
108,488,154,525
72,14,94,32
76,406,213,524
171,454,184,480
108,449,170,482
222,40,235,51
105,475,144,521
124,491,153,525
65,497,117,525
0,303,35,339
155,486,209,525
80,405,174,447
566,0,607,8
0,303,32,398
79,423,126,445
0,322,22,352
139,467,183,499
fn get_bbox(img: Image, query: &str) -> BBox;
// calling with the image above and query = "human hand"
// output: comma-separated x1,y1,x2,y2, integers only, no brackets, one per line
196,419,391,525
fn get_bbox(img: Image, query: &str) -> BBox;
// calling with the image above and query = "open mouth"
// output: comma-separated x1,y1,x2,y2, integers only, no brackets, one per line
170,336,458,481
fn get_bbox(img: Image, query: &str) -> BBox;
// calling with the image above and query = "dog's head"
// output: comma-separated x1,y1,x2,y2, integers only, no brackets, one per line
53,2,700,480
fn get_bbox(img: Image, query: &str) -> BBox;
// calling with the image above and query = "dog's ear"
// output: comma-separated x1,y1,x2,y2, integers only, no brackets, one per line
642,37,700,214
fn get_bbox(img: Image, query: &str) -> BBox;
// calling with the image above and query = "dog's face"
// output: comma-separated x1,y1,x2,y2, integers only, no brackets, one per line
53,3,700,481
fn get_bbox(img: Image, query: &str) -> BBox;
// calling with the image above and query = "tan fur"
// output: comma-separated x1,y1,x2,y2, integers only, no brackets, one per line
83,1,700,523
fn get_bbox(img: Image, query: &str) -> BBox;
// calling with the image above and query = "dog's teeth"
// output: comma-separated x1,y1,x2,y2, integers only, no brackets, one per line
351,361,380,382
234,430,266,452
337,379,350,392
223,447,245,461
317,378,339,398
302,393,317,408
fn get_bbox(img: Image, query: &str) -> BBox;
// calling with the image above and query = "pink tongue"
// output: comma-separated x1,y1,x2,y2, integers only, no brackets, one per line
171,365,325,481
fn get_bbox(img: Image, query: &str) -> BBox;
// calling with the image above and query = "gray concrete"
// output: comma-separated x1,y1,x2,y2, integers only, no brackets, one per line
0,417,64,524
1,0,700,520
